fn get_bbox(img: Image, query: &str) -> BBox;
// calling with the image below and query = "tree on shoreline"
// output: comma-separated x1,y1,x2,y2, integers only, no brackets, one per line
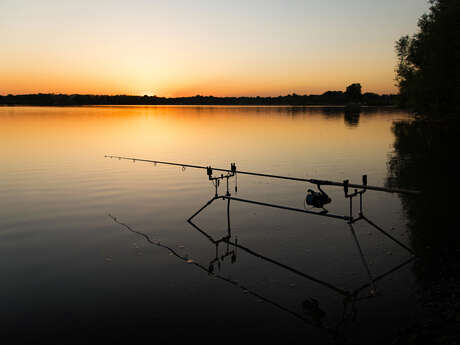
345,83,362,103
395,0,460,117
0,90,396,107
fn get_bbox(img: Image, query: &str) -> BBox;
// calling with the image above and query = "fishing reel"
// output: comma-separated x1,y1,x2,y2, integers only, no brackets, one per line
305,185,331,210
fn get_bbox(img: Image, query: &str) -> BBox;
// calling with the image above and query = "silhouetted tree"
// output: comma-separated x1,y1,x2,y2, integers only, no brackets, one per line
345,83,362,102
395,0,460,117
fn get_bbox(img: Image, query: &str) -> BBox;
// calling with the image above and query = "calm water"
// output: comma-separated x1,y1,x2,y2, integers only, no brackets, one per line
1,106,419,343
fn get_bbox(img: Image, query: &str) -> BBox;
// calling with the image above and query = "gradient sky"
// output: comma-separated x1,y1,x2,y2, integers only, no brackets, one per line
0,0,429,96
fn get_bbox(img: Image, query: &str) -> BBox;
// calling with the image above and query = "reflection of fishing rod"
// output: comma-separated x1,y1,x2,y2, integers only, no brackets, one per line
108,213,415,341
107,214,340,338
104,155,420,195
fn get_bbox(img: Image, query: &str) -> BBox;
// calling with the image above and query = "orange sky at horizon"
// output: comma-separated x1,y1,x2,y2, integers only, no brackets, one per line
0,1,430,97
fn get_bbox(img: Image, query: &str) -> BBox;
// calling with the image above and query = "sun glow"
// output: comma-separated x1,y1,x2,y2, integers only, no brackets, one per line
0,1,430,96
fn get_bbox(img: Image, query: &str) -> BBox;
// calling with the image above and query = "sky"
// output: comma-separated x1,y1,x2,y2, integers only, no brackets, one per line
0,0,430,97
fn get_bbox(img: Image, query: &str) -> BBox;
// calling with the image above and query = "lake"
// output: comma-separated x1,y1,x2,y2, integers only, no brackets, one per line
0,105,420,343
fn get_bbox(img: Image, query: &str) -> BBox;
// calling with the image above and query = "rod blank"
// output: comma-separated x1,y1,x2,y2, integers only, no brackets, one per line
105,155,420,195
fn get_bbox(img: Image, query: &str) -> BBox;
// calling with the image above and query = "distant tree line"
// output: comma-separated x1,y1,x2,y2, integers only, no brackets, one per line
395,0,459,117
0,89,396,106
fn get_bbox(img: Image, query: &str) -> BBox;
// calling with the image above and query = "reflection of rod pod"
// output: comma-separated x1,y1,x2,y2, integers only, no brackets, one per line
109,212,416,340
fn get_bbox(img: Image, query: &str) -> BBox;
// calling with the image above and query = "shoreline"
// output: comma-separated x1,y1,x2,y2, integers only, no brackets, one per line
0,103,398,108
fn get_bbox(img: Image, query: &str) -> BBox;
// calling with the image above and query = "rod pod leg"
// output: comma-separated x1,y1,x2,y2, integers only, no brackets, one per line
348,223,377,295
188,196,218,222
361,215,415,255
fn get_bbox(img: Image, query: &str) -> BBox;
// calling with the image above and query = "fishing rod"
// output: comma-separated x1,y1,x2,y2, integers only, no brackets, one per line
105,154,418,294
104,155,419,195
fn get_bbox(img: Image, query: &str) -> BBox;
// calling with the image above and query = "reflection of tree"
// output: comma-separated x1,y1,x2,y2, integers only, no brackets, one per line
386,116,460,344
344,111,360,127
386,119,459,261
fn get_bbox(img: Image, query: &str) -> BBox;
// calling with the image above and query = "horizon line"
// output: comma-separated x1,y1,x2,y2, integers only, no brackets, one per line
1,91,398,98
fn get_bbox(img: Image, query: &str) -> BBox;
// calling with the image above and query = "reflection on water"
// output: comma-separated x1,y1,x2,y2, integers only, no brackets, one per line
344,111,361,128
385,119,460,343
0,106,418,343
110,212,414,344
387,119,460,257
